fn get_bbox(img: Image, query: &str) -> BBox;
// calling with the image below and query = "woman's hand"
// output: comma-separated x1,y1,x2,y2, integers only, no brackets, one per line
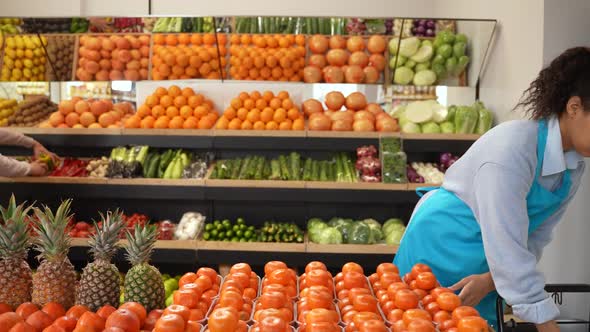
32,141,58,161
28,161,48,176
449,272,496,307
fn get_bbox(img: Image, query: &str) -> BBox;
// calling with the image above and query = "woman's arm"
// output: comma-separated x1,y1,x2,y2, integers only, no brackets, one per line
473,163,560,325
0,128,36,148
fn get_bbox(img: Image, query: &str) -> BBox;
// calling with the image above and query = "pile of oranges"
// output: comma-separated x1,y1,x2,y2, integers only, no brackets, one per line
151,33,227,81
76,34,151,81
42,98,134,129
216,90,304,131
228,34,306,81
125,85,219,129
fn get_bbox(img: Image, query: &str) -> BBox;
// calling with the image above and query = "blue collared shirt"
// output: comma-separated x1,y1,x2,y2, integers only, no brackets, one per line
438,117,585,324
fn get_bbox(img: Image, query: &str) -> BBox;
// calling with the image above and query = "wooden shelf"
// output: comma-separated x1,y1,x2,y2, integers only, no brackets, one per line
71,238,197,250
205,179,306,189
407,183,441,190
306,242,398,254
0,177,205,187
306,181,407,191
12,127,480,141
197,240,305,253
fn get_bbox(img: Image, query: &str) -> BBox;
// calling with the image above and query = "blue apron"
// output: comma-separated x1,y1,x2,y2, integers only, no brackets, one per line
394,119,571,328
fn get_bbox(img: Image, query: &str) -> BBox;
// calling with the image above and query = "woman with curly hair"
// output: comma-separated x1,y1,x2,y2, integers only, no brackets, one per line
394,47,589,331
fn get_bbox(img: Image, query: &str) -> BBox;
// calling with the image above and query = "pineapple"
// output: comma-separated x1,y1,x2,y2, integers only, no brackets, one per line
124,224,165,311
31,200,77,309
76,210,125,311
0,195,33,308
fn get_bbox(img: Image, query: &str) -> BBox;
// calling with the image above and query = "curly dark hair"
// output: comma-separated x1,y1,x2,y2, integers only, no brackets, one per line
514,47,590,119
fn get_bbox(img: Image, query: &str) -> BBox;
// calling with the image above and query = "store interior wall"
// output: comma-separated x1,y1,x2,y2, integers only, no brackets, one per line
538,0,590,324
1,0,588,322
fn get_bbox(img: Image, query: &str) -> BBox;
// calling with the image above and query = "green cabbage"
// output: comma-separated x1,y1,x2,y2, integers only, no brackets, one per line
402,122,421,133
405,101,434,123
385,227,405,245
389,55,407,69
362,218,382,229
404,60,417,69
454,106,479,134
446,57,458,76
369,227,384,244
390,104,406,119
439,30,456,44
432,105,448,123
328,218,353,243
415,63,430,72
455,33,468,44
431,63,446,79
453,42,466,58
440,121,455,134
410,44,434,63
308,219,328,243
388,37,401,54
316,227,343,244
436,44,453,59
421,122,441,134
393,67,414,85
307,218,326,230
413,70,437,86
399,37,420,57
382,218,404,236
447,105,457,121
348,222,371,244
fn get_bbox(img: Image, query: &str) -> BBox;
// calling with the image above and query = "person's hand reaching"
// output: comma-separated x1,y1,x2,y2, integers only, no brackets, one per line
28,161,48,176
449,272,495,307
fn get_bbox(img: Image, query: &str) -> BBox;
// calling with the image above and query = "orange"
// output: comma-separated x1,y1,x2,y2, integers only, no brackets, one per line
269,98,282,110
243,99,255,110
216,117,229,129
153,34,165,45
277,91,290,100
230,98,243,109
177,54,189,67
279,121,292,131
194,106,209,118
272,67,283,79
240,34,252,45
266,56,278,68
154,116,170,129
224,107,237,120
124,116,141,128
169,116,184,129
140,116,155,128
159,95,173,108
260,108,274,123
246,109,261,123
145,95,159,108
173,95,187,108
203,33,216,45
255,99,268,110
282,98,294,110
199,63,212,76
166,106,179,118
240,120,253,130
265,121,279,130
178,34,191,45
165,34,178,46
168,85,182,98
182,87,195,98
152,105,166,118
295,35,306,46
190,34,203,45
253,121,265,130
262,91,274,102
228,118,242,130
179,105,193,119
237,108,248,121
273,108,287,123
292,118,305,130
238,92,250,101
137,105,151,118
287,108,300,121
188,94,204,108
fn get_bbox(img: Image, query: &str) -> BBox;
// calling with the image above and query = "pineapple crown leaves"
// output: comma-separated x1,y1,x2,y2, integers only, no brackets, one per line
88,209,125,262
32,199,73,263
0,194,33,259
124,224,157,266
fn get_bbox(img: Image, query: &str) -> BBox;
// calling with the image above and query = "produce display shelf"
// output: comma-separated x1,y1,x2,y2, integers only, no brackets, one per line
306,242,398,255
196,240,306,253
407,183,442,190
1,176,409,191
71,238,197,250
402,133,481,141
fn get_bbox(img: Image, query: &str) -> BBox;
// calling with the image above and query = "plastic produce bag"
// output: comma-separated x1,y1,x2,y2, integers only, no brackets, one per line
382,151,408,184
454,106,478,134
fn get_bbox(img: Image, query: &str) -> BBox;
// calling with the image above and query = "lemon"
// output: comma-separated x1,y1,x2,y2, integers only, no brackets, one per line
23,68,32,79
14,36,24,50
3,57,13,69
32,67,39,75
1,68,9,78
15,49,24,58
36,73,44,81
4,48,15,59
24,37,35,50
11,68,22,80
33,48,43,57
39,57,46,65
23,59,33,69
24,49,33,59
41,36,47,46
5,37,15,49
14,59,22,69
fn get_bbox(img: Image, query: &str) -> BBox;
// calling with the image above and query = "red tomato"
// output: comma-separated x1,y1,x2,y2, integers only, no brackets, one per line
410,264,432,279
394,289,419,310
452,306,480,322
437,292,462,312
457,316,488,332
415,272,437,290
402,309,432,326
